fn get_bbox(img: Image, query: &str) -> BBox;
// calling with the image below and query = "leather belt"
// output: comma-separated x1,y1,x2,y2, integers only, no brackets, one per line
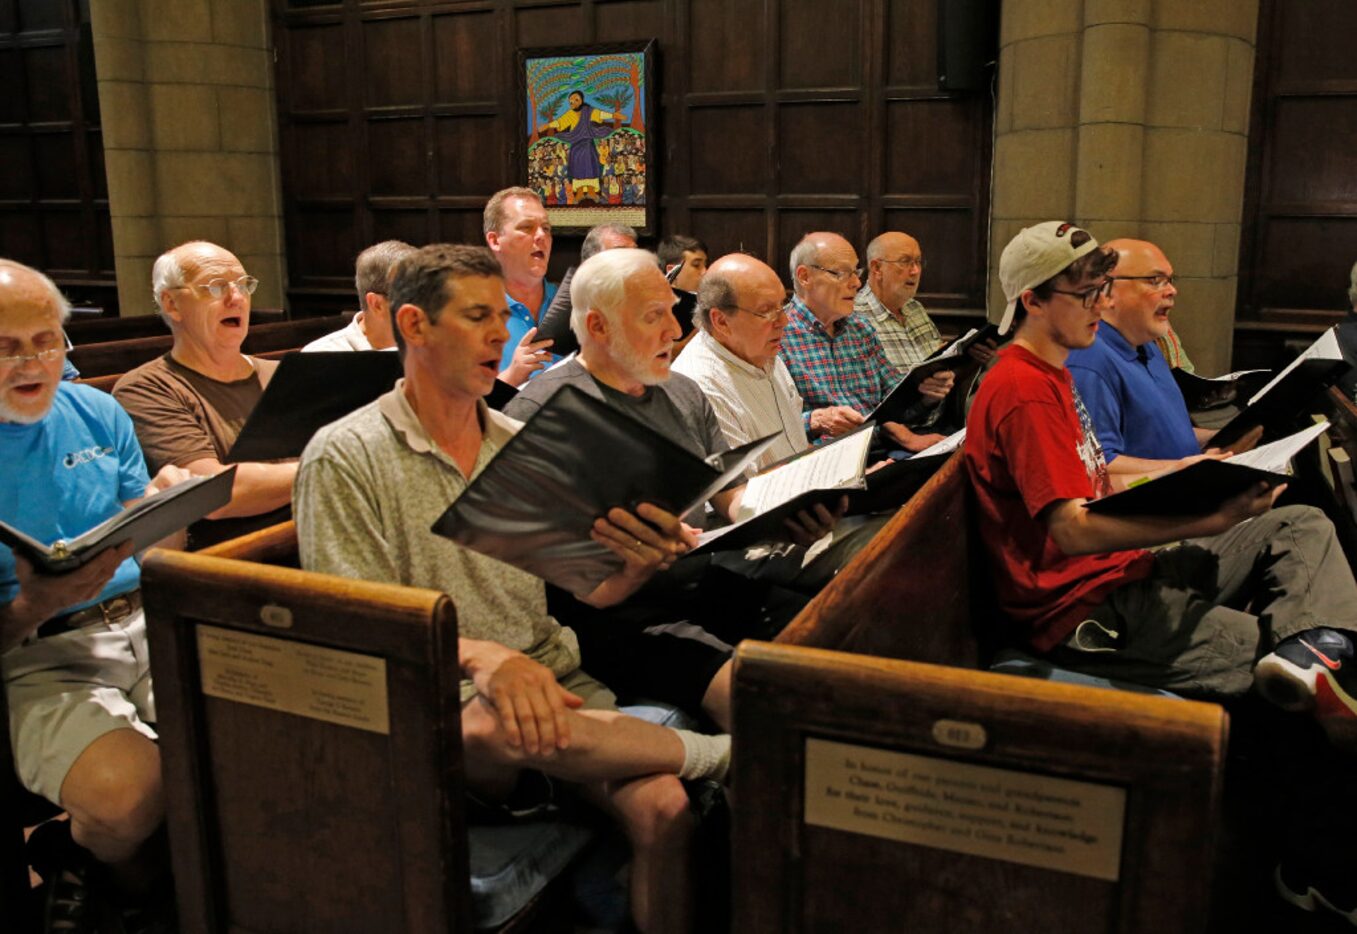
36,590,142,639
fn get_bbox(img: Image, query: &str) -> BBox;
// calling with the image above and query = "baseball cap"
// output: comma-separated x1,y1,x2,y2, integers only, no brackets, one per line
997,221,1100,335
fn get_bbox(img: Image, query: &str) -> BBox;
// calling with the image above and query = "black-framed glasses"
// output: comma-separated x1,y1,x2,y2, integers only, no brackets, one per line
0,330,72,369
1111,273,1176,290
808,264,864,282
877,256,926,271
1049,278,1113,309
722,303,788,322
181,275,259,300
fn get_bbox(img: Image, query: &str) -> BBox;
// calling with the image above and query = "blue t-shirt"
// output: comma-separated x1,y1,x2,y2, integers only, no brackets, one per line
499,280,561,374
1067,323,1199,462
1,382,150,613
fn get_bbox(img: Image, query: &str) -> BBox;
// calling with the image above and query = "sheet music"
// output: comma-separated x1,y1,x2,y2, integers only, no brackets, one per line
914,427,966,459
1194,368,1270,383
1225,421,1328,473
1247,329,1340,407
736,428,874,519
934,328,977,358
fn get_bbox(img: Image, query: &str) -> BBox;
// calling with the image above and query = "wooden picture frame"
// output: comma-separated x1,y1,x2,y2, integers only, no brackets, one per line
518,40,658,235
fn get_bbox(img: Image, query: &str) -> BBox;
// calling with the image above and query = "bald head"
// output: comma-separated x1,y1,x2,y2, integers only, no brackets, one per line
152,241,246,319
0,260,70,423
1102,238,1178,347
790,231,861,324
865,231,925,310
697,253,789,368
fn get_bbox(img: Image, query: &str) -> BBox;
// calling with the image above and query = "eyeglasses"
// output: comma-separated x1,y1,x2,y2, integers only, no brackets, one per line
722,304,788,322
807,264,864,282
1111,274,1176,291
1049,278,1114,309
0,330,72,369
878,256,926,271
180,275,259,300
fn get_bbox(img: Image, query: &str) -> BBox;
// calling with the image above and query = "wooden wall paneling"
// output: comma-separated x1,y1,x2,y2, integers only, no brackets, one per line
1238,0,1357,322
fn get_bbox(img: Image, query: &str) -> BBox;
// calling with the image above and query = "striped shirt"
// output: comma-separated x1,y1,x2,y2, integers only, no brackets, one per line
780,296,902,442
853,286,943,371
671,328,809,475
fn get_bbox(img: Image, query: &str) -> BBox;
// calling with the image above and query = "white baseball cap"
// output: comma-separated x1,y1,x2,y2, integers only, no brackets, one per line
997,221,1100,335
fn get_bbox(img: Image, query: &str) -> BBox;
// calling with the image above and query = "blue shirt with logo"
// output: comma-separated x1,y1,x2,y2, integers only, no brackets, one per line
1,382,149,613
1067,323,1200,462
500,281,561,374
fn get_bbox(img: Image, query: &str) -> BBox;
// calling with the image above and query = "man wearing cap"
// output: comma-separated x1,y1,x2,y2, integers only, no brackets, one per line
1064,238,1219,481
966,221,1357,746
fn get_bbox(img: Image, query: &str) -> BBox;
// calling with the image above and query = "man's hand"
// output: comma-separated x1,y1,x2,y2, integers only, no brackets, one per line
145,464,193,496
2,543,134,650
500,327,554,387
1220,424,1265,456
1217,480,1285,529
883,421,947,453
462,639,582,756
592,502,696,578
917,369,955,403
967,339,998,364
783,497,846,548
809,406,865,437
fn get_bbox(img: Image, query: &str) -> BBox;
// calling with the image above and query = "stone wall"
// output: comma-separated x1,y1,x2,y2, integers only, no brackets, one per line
991,0,1259,373
90,0,285,317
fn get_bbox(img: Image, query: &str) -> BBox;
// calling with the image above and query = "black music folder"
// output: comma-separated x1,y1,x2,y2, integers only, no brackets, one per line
432,385,775,595
1085,422,1327,518
225,351,402,462
536,268,697,359
867,351,965,425
1171,367,1272,413
1208,328,1351,451
0,467,236,572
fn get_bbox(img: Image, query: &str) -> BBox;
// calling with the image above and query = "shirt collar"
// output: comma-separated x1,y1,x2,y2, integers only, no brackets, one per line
505,280,558,315
788,296,832,336
856,285,894,324
1098,322,1140,362
377,378,518,460
697,329,774,380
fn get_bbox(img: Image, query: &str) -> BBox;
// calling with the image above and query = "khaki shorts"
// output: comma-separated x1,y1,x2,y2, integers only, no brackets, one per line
2,608,157,804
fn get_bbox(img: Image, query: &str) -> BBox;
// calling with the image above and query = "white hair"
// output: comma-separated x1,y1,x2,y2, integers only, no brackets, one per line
569,247,663,340
152,243,196,321
0,259,71,324
788,235,820,296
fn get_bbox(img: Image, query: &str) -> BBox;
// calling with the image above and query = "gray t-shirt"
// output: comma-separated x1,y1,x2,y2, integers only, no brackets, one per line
295,382,581,701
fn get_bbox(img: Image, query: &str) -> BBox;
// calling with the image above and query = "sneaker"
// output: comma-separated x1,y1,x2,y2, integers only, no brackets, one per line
1254,629,1357,743
1276,861,1357,926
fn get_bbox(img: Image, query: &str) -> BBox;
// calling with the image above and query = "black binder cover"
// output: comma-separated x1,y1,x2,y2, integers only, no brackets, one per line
1171,368,1272,413
0,467,237,572
432,385,774,595
1083,459,1288,518
867,352,966,424
225,351,403,462
1208,356,1349,451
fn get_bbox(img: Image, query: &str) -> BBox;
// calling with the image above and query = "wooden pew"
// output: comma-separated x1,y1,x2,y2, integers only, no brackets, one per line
731,640,1227,933
140,547,595,932
68,314,352,377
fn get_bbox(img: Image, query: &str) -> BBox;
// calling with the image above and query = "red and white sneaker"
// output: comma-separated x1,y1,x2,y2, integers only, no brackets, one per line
1255,628,1357,748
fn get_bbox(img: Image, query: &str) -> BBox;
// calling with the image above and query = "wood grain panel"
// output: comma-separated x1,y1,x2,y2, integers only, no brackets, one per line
779,2,860,89
0,209,40,260
515,3,586,48
886,0,939,88
17,0,62,30
42,210,86,272
23,45,68,123
32,131,77,198
1273,0,1357,87
779,104,864,194
286,23,348,112
688,0,763,92
0,136,31,197
881,207,977,304
288,122,355,200
687,208,766,261
688,105,768,194
289,206,358,278
432,10,499,101
363,17,425,108
884,99,979,195
435,114,511,195
1253,217,1357,311
368,116,426,196
371,207,431,247
1265,97,1357,206
0,50,23,122
596,0,666,43
438,208,486,246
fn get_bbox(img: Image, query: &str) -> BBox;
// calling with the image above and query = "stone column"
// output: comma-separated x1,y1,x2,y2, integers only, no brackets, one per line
990,0,1258,374
90,0,286,317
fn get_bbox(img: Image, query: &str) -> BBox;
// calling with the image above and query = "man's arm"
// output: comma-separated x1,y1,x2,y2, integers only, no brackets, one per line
0,544,133,653
182,458,298,520
1043,481,1282,556
581,503,699,607
460,635,583,756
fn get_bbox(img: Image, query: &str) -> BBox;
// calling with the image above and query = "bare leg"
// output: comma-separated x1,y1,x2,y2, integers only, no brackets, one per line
702,661,733,732
582,775,695,934
59,728,164,892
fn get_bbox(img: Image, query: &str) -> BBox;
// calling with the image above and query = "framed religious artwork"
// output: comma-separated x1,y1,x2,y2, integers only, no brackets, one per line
518,40,658,235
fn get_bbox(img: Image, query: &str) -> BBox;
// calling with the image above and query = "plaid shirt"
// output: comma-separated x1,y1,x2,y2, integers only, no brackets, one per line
853,286,943,371
781,296,902,440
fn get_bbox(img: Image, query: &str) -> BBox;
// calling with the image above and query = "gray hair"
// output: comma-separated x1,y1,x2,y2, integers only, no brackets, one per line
482,186,542,236
355,240,415,305
0,259,72,324
693,269,739,332
580,223,638,262
570,247,662,340
150,241,209,321
1349,259,1357,309
788,235,821,296
864,233,891,264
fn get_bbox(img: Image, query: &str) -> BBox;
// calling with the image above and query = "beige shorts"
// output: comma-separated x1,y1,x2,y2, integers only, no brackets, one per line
3,608,157,804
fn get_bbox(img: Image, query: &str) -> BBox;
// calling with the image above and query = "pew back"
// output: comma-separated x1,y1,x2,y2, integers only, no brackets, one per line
732,640,1228,934
141,548,475,933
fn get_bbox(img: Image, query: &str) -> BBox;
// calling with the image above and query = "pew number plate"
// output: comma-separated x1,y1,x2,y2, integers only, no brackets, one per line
197,624,390,735
803,737,1125,881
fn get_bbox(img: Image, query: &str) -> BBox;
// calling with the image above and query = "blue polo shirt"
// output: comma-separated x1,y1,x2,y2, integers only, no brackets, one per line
1067,323,1199,462
499,281,560,374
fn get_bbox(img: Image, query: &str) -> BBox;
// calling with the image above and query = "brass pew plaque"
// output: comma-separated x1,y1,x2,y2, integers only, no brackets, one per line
197,624,390,735
804,737,1125,881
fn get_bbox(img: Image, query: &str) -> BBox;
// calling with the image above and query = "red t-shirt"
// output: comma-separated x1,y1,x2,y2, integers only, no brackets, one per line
965,344,1153,651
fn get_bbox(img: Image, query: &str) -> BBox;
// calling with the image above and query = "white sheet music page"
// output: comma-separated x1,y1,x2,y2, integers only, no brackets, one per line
914,427,967,458
736,428,875,520
1247,329,1340,407
1226,420,1329,473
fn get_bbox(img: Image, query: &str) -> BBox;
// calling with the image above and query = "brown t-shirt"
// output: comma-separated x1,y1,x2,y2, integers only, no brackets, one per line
113,353,288,548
